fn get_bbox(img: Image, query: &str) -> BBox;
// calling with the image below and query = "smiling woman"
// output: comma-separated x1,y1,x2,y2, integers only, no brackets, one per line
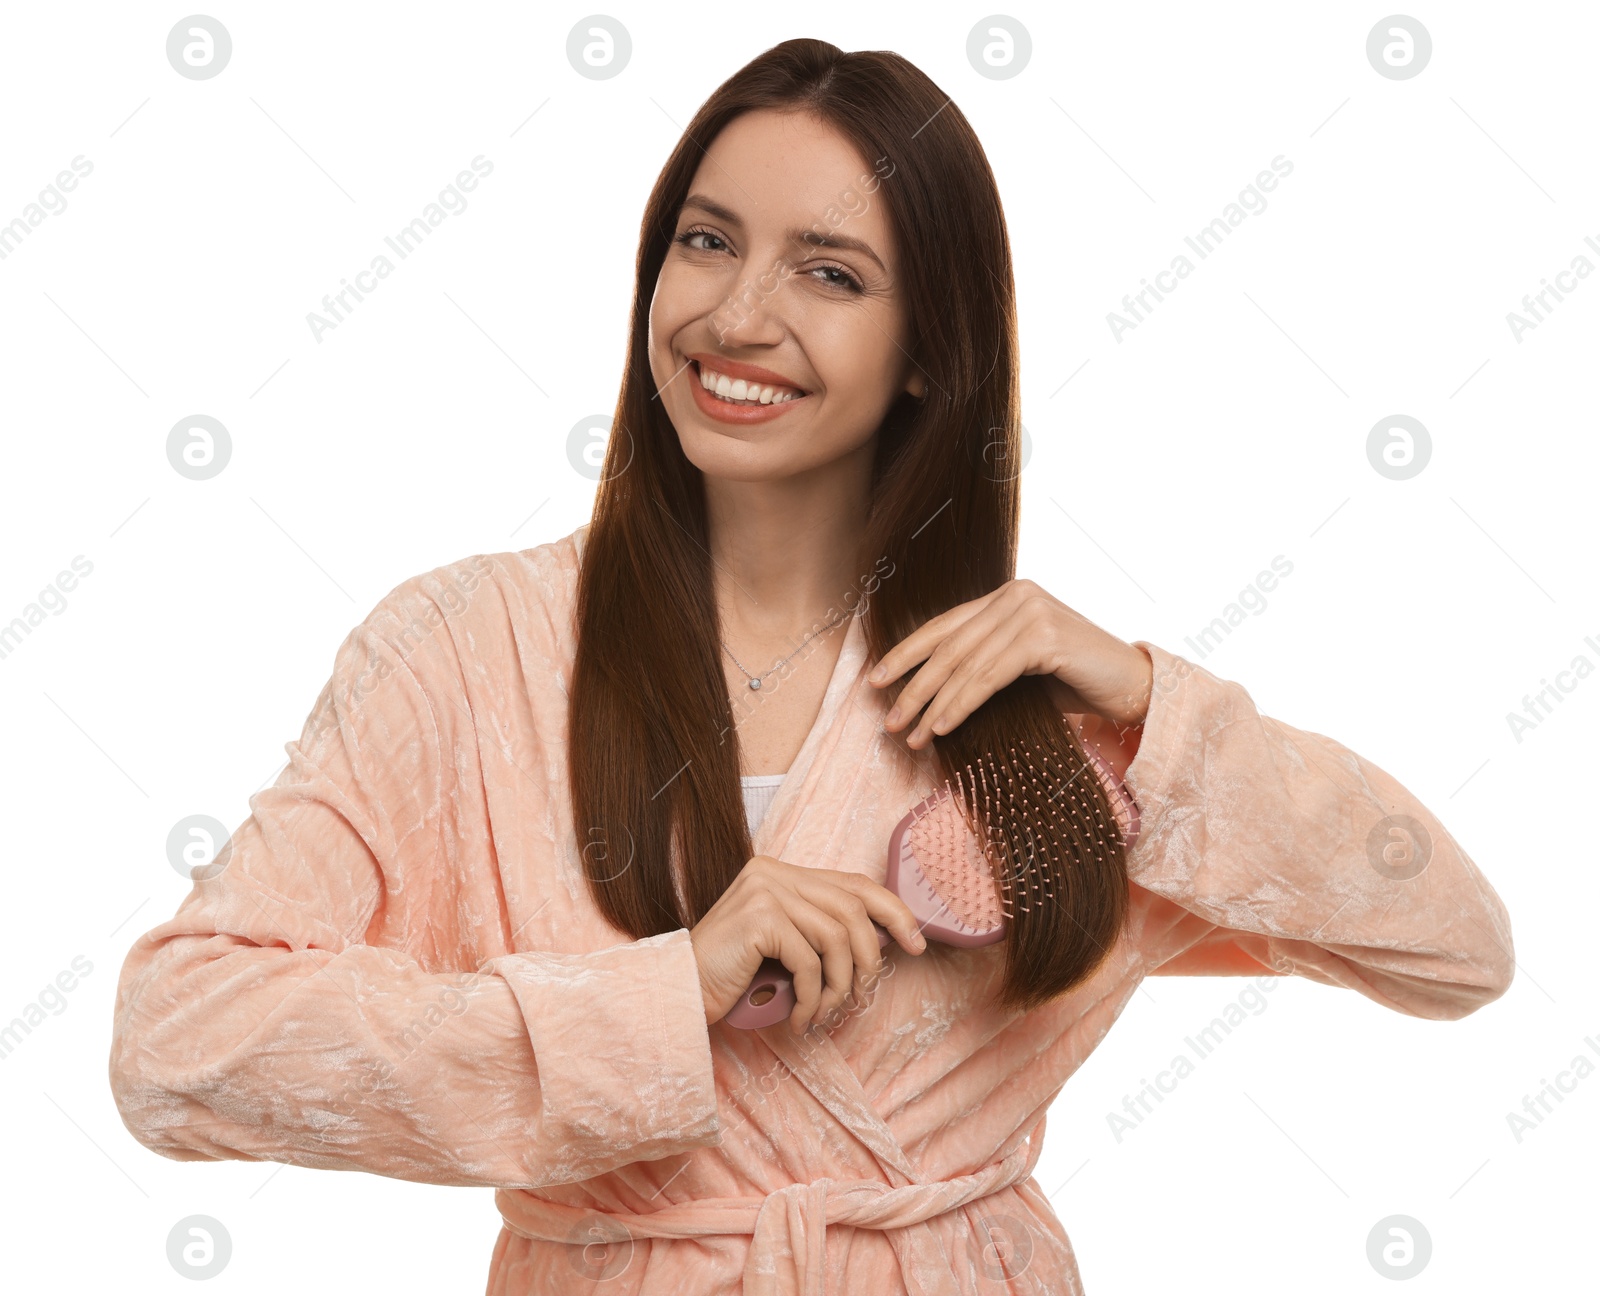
107,34,1514,1296
588,48,1136,1037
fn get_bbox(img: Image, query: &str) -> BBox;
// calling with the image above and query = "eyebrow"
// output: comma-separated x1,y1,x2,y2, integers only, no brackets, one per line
678,193,886,273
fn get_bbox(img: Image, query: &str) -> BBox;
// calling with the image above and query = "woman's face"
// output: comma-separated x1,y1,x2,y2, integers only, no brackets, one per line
648,108,925,481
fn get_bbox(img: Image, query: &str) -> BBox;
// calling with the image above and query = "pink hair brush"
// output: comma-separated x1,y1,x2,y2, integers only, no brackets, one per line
723,736,1140,1030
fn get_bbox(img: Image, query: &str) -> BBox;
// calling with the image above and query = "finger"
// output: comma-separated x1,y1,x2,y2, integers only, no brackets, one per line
768,921,825,1034
786,866,927,960
911,624,1031,746
890,602,1010,736
868,595,989,689
800,880,895,1003
913,585,1066,741
780,897,858,1033
822,874,927,958
883,649,958,733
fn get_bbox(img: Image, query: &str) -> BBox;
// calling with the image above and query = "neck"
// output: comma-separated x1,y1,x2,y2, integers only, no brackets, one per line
705,447,872,644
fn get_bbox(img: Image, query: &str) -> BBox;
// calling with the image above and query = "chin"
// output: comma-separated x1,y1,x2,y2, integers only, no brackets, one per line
678,432,796,478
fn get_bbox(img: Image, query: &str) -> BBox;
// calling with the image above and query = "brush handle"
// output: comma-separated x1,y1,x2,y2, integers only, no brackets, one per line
722,924,892,1030
722,787,964,1031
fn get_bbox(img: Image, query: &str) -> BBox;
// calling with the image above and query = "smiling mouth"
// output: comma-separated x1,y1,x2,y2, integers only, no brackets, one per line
690,360,809,407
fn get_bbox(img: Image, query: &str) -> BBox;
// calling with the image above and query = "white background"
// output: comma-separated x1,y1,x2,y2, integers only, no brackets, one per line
0,1,1591,1291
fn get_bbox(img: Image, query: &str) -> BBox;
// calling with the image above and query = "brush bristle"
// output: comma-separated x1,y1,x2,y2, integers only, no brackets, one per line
904,736,1129,932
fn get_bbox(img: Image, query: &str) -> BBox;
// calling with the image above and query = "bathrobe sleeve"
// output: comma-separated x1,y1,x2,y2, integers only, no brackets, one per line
1116,641,1515,1019
107,571,722,1189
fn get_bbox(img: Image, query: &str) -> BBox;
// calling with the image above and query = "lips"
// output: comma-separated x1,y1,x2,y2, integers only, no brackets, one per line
685,358,811,424
686,352,809,395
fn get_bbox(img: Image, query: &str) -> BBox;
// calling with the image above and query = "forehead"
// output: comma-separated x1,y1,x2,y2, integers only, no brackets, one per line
683,109,895,265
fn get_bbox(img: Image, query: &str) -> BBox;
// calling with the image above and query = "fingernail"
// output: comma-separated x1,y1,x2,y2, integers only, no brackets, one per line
885,707,901,726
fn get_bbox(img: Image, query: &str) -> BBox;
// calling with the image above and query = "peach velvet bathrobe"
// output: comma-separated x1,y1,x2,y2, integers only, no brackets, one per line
108,523,1516,1295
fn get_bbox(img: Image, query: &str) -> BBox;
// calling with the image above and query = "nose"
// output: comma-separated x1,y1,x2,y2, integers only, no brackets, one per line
710,256,790,348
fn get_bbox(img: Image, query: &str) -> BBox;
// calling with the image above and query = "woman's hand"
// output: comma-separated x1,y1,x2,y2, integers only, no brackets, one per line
866,579,1153,748
689,856,927,1034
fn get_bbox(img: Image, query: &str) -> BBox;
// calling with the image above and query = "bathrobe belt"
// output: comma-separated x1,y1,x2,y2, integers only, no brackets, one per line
492,1114,1047,1295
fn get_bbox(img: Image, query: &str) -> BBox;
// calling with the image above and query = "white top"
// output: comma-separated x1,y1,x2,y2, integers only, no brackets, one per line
740,774,786,839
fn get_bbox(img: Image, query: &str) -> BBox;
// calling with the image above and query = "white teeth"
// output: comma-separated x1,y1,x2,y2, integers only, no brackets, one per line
697,363,804,405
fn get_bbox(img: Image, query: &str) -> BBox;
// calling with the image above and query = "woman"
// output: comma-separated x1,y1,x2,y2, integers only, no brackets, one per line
108,38,1514,1295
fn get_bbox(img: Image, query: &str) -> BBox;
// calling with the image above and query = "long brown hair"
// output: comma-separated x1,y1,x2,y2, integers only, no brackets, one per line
569,37,1129,1016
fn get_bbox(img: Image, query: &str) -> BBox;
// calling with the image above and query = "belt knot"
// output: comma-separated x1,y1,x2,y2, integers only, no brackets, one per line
494,1116,1047,1296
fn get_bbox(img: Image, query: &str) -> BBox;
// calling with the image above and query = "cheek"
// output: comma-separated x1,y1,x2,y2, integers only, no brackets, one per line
653,260,724,332
647,269,694,377
648,267,680,336
816,323,902,409
647,270,675,344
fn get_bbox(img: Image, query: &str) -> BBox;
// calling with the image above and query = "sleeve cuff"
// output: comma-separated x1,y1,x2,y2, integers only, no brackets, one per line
1122,640,1202,873
485,928,721,1167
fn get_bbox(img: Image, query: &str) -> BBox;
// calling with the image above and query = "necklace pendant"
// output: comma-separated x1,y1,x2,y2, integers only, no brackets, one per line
749,678,762,690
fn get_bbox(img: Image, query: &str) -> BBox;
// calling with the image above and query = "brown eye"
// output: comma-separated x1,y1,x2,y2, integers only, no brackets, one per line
675,228,728,253
811,264,864,293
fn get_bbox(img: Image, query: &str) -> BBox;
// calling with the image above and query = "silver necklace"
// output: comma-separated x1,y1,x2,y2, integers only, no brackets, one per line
722,606,854,691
